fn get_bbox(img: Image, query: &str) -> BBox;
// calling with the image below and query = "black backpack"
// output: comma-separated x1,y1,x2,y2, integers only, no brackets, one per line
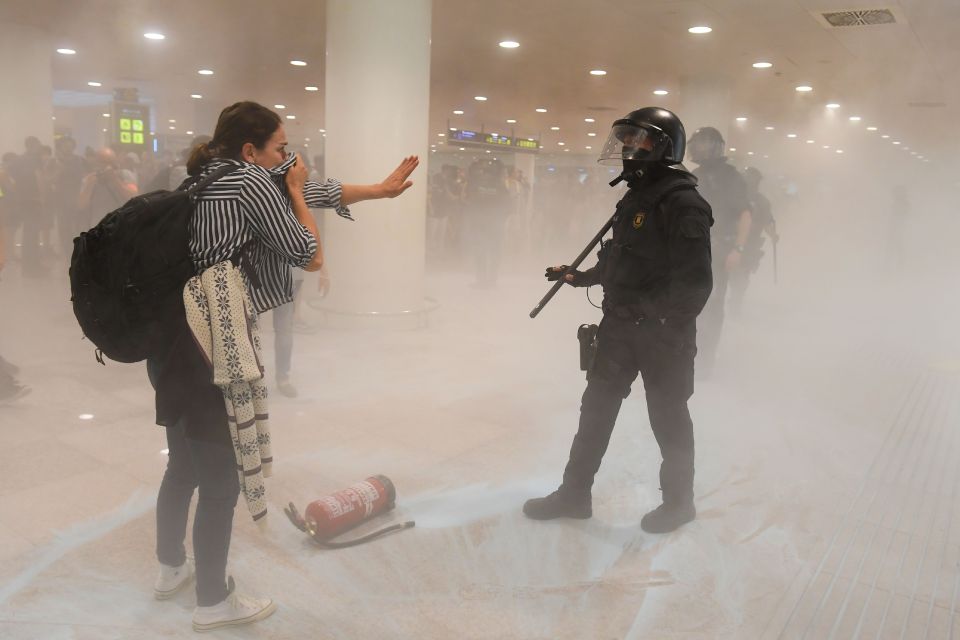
69,164,238,364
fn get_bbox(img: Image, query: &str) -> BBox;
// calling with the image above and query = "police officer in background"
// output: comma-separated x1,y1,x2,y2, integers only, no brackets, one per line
523,107,713,534
687,127,751,375
730,166,777,316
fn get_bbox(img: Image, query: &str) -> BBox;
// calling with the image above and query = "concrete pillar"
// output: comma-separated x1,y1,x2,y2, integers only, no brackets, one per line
323,0,431,324
0,23,54,154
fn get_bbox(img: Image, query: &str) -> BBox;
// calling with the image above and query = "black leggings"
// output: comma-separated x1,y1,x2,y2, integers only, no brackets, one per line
156,423,240,606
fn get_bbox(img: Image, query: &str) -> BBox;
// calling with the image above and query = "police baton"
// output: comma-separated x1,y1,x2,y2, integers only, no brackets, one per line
529,212,616,318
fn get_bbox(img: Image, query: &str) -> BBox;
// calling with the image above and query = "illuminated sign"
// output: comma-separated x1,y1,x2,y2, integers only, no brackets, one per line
112,102,150,149
449,129,539,152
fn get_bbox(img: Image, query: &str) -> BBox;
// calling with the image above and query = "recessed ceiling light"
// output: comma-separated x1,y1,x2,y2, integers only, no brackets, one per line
499,40,520,48
506,119,517,123
823,145,830,149
787,133,797,138
688,26,712,34
826,103,840,109
587,132,597,137
305,86,319,92
79,413,94,420
56,48,76,55
169,126,175,130
450,127,458,131
101,113,110,117
474,96,487,101
584,118,595,123
168,119,176,123
198,69,213,75
881,134,890,139
836,149,843,154
752,61,773,69
806,139,815,143
866,126,878,131
550,126,560,131
848,116,861,121
586,146,592,150
438,133,445,137
453,110,464,115
144,32,165,40
190,94,202,99
653,89,669,96
589,69,607,76
186,130,194,135
736,117,747,122
290,60,307,66
558,142,565,146
535,108,547,113
319,129,326,133
892,141,901,145
459,147,465,151
729,147,737,152
795,85,813,92
286,114,295,119
764,126,775,130
87,81,102,87
274,104,286,109
747,151,754,155
102,128,107,132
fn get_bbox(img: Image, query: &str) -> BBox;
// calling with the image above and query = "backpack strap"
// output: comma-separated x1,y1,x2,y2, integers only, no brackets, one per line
184,163,241,199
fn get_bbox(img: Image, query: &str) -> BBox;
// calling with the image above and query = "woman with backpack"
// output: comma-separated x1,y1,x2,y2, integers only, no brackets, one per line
148,101,417,632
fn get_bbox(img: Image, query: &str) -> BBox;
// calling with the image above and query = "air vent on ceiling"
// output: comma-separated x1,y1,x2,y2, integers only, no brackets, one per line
821,9,896,27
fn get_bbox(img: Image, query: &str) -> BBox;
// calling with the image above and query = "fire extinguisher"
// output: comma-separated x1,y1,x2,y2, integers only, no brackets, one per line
284,475,415,548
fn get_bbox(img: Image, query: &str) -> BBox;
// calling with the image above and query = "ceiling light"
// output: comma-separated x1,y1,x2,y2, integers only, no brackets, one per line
186,130,194,135
806,139,815,144
826,103,840,109
453,110,464,115
285,115,295,119
101,113,110,117
764,126,774,131
319,129,326,133
499,40,519,48
438,133,445,137
736,117,747,122
169,126,175,130
881,134,890,139
752,62,773,69
589,69,607,76
102,128,107,132
56,48,76,55
459,147,465,151
474,96,487,101
848,116,861,121
653,89,669,96
892,141,901,145
836,149,843,154
586,146,592,150
190,94,202,99
584,118,595,123
290,60,307,66
688,26,712,34
587,132,597,137
87,81,102,87
729,147,737,152
506,119,517,123
79,414,94,420
143,32,165,40
274,104,286,109
450,127,458,131
866,126,878,131
168,119,176,123
550,126,560,131
305,86,319,91
747,151,754,155
822,145,830,149
198,69,213,75
558,142,565,146
787,133,797,138
795,85,813,92
535,108,547,113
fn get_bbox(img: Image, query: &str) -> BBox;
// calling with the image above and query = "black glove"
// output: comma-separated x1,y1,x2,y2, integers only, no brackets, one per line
544,265,590,287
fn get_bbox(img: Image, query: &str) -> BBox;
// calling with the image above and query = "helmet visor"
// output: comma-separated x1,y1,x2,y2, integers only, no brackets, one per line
597,123,663,166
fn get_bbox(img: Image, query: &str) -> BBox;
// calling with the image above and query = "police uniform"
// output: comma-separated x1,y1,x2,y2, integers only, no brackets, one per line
691,157,750,372
560,167,713,512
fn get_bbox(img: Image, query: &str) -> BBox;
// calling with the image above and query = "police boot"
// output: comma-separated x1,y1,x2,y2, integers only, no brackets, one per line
523,488,592,520
640,502,696,534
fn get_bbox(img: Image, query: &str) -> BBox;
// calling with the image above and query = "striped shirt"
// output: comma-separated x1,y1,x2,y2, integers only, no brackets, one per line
189,154,352,312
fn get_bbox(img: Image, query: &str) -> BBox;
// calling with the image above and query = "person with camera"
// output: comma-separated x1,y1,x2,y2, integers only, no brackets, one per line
146,101,417,632
523,107,713,534
77,147,139,229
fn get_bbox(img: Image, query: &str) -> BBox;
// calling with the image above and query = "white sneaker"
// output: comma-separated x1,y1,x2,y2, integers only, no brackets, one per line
154,558,195,600
192,578,277,632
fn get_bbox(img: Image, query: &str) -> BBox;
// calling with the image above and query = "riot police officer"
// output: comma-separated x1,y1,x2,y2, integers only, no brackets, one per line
523,107,713,534
686,126,751,375
730,166,777,315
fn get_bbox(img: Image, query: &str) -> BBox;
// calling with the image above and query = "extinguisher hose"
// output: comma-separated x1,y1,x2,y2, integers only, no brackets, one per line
312,520,416,549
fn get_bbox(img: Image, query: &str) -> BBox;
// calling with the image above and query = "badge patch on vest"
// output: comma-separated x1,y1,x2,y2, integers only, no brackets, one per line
633,212,646,229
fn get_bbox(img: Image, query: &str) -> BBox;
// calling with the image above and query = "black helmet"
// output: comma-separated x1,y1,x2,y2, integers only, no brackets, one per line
597,107,686,173
742,166,762,184
688,126,725,163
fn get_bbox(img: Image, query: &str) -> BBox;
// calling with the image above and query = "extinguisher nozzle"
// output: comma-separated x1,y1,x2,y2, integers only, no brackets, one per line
283,502,308,532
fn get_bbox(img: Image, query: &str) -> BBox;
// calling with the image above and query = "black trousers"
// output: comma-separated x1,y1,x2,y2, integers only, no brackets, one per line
156,423,240,606
561,314,697,506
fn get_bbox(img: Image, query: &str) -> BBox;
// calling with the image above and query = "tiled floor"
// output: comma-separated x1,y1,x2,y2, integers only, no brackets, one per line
1,246,958,638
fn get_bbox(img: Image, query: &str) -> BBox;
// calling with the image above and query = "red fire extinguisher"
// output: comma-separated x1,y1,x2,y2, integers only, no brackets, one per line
284,475,415,548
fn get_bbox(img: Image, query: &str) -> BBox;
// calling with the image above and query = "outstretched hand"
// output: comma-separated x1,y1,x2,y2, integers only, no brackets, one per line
379,156,419,198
